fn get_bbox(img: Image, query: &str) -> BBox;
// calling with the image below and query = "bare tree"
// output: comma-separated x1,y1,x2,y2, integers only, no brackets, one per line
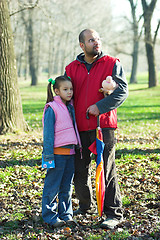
128,0,142,84
9,0,114,79
9,0,39,85
0,0,28,134
141,0,159,87
27,7,38,86
19,0,38,85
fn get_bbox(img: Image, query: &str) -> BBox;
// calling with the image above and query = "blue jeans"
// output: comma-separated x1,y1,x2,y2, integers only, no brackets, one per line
42,155,75,225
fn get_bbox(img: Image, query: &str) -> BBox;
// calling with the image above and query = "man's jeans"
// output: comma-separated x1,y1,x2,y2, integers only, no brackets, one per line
74,129,123,220
42,155,74,225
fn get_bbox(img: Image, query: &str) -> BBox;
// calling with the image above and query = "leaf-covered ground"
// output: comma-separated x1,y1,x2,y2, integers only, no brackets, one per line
0,131,159,240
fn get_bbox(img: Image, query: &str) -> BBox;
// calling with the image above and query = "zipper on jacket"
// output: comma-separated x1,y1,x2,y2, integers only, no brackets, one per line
86,71,90,130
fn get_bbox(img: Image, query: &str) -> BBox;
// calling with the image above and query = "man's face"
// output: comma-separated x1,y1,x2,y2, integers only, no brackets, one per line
81,30,102,57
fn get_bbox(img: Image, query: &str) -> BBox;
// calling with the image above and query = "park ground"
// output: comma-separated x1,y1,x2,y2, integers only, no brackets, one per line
0,73,160,239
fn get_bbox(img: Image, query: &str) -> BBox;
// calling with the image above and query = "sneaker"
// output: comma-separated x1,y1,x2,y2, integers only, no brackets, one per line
52,219,65,228
100,218,122,229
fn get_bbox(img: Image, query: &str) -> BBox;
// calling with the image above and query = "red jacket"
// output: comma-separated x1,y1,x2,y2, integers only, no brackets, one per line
65,55,117,132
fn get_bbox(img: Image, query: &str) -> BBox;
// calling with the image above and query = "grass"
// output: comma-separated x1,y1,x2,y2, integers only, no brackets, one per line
0,72,160,239
18,73,160,135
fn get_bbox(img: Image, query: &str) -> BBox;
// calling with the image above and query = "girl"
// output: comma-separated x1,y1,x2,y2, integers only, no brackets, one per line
42,76,81,228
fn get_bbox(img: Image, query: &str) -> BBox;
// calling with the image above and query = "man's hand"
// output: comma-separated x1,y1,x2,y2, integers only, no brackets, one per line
87,104,100,117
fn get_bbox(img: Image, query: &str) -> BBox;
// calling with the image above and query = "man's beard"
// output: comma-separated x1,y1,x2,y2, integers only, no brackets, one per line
85,47,101,57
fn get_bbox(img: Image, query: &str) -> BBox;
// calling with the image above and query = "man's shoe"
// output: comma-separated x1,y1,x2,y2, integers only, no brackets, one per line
66,219,78,226
100,218,122,229
73,208,97,216
86,208,97,214
73,208,86,216
52,219,65,228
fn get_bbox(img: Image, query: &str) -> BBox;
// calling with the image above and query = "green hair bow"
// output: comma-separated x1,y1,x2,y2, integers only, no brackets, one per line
48,78,56,85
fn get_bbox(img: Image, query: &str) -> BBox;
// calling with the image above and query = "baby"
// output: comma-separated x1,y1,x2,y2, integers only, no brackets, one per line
99,76,118,96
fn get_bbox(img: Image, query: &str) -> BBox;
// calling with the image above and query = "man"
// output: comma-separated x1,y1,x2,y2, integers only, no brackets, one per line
65,29,128,229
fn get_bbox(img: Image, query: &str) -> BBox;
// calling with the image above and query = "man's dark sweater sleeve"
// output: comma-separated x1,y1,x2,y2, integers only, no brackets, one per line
96,60,128,114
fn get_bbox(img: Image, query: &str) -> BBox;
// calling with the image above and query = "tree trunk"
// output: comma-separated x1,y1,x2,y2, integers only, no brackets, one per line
141,0,158,88
130,40,139,83
53,37,61,74
28,11,38,86
20,3,38,86
0,0,28,134
36,19,42,77
130,31,139,83
48,38,53,78
129,0,139,84
17,31,25,77
60,32,69,75
145,42,157,88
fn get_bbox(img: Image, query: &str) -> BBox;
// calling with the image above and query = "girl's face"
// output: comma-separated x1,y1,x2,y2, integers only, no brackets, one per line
55,81,73,104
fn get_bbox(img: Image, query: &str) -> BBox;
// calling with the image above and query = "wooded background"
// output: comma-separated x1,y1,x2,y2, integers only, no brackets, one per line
9,0,160,85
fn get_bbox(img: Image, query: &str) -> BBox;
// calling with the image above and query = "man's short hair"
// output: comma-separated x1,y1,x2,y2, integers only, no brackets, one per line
79,29,97,43
79,29,87,43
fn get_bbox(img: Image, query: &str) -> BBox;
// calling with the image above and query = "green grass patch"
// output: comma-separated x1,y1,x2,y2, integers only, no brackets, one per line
86,229,130,240
19,73,160,136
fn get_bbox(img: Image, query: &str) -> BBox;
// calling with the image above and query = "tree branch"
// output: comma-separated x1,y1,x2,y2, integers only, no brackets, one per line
10,0,39,16
153,20,160,45
113,43,132,56
149,0,158,13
